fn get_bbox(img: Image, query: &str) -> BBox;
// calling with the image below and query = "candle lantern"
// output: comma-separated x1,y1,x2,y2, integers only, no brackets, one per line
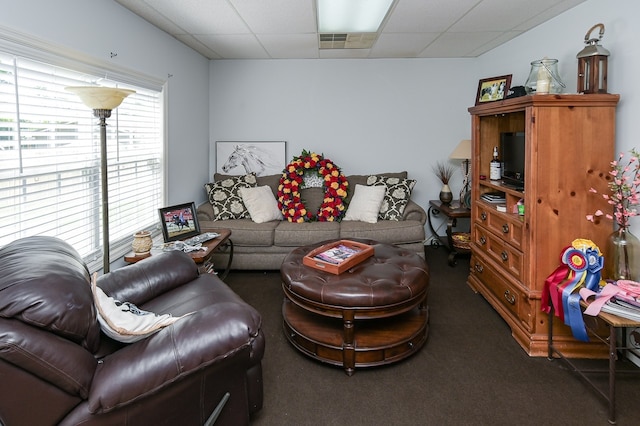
576,23,610,94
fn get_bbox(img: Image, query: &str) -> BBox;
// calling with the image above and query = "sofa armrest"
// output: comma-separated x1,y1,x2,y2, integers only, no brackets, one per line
402,200,427,224
197,201,215,221
87,302,264,413
97,251,199,306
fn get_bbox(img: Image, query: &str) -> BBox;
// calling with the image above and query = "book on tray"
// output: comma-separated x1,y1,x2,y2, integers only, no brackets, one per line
313,243,362,264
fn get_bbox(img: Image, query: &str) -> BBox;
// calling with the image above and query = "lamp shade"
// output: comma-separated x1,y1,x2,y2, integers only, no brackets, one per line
66,86,135,110
450,139,472,160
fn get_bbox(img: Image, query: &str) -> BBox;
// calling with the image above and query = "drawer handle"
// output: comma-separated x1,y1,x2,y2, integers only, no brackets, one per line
501,251,508,262
504,290,516,305
502,224,510,233
479,236,486,245
481,212,487,221
474,262,484,273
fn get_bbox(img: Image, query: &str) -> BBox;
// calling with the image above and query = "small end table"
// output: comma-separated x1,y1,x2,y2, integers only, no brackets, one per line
124,229,233,279
427,200,471,266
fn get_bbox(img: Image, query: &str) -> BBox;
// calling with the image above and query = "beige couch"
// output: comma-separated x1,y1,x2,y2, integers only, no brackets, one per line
196,172,426,270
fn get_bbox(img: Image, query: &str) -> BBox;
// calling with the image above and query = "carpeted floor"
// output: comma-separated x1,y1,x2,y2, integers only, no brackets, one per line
224,246,639,426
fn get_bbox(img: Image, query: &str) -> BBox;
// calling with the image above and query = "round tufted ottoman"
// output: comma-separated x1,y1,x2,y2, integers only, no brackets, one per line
281,239,430,375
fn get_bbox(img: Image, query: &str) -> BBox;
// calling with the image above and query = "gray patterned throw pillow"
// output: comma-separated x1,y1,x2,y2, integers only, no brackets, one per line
367,175,416,221
205,173,257,220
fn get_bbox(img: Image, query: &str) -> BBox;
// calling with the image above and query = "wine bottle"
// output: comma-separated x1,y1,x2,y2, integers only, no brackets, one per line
490,146,501,181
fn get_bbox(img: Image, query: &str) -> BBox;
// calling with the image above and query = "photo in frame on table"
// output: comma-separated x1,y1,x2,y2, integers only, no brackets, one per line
158,202,201,242
214,141,286,177
475,74,512,105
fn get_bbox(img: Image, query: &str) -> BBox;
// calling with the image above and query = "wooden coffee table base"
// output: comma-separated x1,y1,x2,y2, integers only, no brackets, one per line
282,298,429,375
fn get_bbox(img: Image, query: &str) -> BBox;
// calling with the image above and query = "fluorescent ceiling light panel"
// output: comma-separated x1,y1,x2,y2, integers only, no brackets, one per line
318,0,394,33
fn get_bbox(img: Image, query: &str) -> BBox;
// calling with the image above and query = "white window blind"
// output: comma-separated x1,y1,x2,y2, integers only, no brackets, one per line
0,52,163,272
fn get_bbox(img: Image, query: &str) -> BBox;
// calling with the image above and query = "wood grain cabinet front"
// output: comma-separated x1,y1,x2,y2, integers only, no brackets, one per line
467,94,619,357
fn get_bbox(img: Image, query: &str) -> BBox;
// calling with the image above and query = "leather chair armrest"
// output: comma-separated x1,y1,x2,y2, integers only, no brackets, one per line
0,319,96,398
88,302,263,414
97,251,199,306
402,200,427,224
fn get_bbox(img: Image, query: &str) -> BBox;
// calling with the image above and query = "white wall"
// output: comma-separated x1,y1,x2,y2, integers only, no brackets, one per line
0,0,210,206
477,0,640,233
210,0,640,239
210,58,475,234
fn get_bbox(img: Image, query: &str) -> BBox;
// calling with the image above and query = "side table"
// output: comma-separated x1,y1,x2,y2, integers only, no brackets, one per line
427,200,471,266
548,302,640,424
124,229,234,279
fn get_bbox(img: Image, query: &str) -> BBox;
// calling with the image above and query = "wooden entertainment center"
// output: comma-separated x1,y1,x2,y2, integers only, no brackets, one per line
467,94,620,357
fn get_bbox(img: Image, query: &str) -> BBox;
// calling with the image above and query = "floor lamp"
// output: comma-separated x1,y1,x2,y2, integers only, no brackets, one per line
66,86,135,273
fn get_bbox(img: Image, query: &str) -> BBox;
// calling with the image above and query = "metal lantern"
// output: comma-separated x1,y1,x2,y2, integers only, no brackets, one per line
576,23,610,94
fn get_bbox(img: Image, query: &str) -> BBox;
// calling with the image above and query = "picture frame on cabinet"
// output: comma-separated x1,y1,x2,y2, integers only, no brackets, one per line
475,74,512,105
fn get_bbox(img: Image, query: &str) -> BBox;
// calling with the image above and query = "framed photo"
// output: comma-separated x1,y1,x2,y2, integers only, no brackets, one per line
475,74,512,105
158,202,200,242
214,141,286,177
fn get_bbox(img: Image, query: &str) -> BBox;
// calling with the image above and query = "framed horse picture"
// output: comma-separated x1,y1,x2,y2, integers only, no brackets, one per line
158,202,201,242
214,141,286,177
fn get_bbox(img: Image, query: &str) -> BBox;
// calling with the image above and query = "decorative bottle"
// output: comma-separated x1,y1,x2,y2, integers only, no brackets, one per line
490,146,501,181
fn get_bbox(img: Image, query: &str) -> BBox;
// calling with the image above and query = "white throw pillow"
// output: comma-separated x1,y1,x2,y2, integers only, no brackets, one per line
91,274,189,343
239,185,283,223
343,184,386,223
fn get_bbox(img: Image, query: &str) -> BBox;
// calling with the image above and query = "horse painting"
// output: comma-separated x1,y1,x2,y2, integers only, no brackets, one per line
221,144,280,176
172,214,189,230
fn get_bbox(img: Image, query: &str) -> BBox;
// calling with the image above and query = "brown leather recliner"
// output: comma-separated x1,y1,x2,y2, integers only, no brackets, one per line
0,236,264,425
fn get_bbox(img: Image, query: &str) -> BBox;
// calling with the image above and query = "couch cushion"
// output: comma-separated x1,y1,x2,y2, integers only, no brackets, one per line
200,219,278,246
343,184,386,223
274,221,340,247
345,172,407,204
367,175,416,221
239,186,283,223
215,172,281,198
205,173,257,220
340,219,425,245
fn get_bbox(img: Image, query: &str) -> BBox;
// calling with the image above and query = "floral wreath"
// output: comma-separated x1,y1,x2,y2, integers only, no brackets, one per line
277,150,348,222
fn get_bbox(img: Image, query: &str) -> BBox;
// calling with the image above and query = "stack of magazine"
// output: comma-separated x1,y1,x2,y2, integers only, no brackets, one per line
481,192,506,203
600,281,640,321
314,243,361,264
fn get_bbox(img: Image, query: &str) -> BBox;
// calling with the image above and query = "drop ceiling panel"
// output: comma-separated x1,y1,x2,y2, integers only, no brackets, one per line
196,34,269,59
371,33,440,58
383,0,479,33
114,0,587,59
230,0,316,34
258,34,319,59
140,0,250,35
419,31,504,58
449,0,572,32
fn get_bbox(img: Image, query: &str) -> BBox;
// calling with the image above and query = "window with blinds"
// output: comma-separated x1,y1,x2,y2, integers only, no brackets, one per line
0,52,164,272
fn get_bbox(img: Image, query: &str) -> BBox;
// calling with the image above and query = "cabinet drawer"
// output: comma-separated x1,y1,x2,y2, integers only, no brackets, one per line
474,206,524,250
469,253,527,329
473,224,524,281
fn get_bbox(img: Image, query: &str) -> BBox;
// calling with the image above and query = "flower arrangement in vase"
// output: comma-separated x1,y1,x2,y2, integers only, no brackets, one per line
587,149,640,280
432,161,456,205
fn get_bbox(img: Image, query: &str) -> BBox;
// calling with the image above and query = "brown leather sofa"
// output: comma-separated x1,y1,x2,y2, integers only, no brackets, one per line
0,236,264,425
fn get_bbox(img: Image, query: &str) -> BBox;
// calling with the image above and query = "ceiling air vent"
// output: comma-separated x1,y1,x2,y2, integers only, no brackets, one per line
319,33,378,49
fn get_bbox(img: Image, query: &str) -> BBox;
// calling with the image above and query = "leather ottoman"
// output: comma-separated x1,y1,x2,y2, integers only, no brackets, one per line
280,239,430,375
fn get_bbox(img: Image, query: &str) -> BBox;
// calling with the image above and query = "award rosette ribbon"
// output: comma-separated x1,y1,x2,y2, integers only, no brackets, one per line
542,239,604,341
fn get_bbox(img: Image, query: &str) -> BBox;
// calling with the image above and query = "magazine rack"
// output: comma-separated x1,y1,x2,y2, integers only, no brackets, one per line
303,240,374,274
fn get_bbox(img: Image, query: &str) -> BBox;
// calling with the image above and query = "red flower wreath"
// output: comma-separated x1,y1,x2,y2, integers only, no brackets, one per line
277,150,348,223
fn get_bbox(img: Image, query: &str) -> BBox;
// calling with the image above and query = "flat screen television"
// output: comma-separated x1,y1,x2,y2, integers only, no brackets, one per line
500,132,525,190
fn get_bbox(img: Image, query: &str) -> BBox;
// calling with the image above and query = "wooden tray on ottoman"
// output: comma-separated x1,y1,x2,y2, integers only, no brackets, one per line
302,240,374,274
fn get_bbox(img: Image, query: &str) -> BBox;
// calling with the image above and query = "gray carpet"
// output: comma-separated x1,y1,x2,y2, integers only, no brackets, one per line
224,247,639,426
